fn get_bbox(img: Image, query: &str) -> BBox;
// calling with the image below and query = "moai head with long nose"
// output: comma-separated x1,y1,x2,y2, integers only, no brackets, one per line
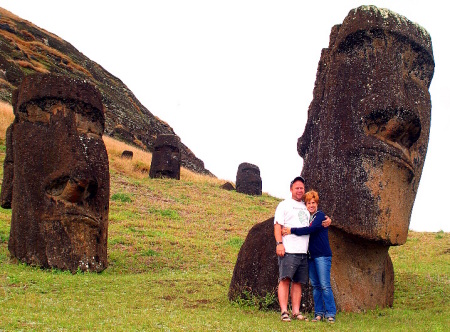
1,73,110,272
298,6,434,245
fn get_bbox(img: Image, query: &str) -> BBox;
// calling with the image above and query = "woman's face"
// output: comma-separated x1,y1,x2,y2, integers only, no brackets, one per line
306,199,318,214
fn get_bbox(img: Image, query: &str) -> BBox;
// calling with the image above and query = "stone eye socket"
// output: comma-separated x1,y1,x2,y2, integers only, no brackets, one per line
46,176,71,197
46,176,98,203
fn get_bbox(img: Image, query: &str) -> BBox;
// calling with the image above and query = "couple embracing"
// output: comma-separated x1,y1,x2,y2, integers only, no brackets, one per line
274,176,336,323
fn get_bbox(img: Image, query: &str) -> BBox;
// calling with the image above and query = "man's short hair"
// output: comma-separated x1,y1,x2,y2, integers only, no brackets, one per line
290,176,305,188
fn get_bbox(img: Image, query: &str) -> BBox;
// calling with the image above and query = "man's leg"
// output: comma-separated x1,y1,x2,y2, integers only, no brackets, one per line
290,281,302,314
278,278,291,313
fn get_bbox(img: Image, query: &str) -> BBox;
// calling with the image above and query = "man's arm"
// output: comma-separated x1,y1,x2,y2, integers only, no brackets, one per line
323,215,331,227
274,223,285,257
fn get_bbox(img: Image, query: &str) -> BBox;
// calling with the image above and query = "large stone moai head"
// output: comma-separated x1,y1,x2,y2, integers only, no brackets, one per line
297,6,434,311
149,134,181,180
298,6,434,245
236,162,262,196
1,73,110,273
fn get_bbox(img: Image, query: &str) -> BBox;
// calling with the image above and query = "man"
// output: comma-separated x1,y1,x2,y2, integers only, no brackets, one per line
274,176,330,321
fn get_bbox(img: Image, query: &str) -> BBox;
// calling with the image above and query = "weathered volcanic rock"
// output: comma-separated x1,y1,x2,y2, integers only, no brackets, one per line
297,6,434,311
149,134,181,180
236,162,262,196
228,218,313,311
1,73,110,273
220,182,235,191
121,150,134,159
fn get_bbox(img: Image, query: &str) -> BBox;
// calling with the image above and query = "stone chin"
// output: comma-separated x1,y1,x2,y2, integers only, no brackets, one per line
360,154,416,245
40,214,106,272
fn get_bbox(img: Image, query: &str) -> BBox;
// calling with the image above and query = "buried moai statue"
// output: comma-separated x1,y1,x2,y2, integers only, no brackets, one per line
228,217,314,312
149,134,181,180
121,150,133,159
0,73,110,273
236,162,262,196
297,6,434,311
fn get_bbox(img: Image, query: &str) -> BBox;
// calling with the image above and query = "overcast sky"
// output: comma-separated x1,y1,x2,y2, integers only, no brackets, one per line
2,1,448,232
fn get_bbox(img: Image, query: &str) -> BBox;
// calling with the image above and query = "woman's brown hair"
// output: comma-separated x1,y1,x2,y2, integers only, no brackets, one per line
304,190,319,204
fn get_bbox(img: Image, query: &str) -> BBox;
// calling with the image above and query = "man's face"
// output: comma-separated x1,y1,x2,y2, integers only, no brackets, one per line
299,25,434,245
290,181,305,202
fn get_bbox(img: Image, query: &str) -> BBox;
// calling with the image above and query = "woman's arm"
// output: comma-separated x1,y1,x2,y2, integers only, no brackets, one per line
283,211,326,236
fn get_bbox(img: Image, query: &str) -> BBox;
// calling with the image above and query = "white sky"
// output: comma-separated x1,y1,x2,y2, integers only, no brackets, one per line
2,1,448,232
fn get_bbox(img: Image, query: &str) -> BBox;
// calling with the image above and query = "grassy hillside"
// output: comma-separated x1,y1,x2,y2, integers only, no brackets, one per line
0,102,449,331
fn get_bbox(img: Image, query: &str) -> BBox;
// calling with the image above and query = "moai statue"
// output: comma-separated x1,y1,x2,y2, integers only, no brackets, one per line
298,6,434,311
149,134,181,180
121,150,133,159
220,182,235,191
1,73,110,273
228,217,313,312
236,162,262,196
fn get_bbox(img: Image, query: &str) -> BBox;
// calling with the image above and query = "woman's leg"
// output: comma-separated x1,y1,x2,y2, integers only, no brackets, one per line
308,259,324,317
314,256,336,318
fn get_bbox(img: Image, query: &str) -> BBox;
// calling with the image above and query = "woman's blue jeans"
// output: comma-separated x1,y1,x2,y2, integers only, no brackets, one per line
308,256,336,318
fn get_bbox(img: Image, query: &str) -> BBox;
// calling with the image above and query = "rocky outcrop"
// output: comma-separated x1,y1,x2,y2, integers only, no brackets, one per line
297,6,434,311
0,7,212,175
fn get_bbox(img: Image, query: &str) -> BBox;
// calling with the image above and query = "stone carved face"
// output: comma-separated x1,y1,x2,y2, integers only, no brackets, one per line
298,7,434,245
149,134,181,179
3,74,109,272
236,163,262,196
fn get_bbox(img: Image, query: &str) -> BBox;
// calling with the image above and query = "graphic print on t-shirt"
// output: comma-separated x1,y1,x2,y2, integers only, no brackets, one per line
297,209,310,227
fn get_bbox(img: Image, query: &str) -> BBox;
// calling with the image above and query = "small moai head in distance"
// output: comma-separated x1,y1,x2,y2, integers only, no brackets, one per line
1,73,110,272
121,150,133,159
149,134,181,180
236,162,262,196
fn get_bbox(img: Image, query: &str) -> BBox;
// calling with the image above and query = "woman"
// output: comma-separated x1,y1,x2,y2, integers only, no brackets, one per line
282,190,336,323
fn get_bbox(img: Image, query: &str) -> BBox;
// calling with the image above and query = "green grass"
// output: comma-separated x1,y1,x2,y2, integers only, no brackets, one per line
0,146,449,331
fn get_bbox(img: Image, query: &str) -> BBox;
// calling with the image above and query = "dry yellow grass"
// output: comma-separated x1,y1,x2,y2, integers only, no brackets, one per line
0,101,13,143
103,135,223,185
0,101,222,185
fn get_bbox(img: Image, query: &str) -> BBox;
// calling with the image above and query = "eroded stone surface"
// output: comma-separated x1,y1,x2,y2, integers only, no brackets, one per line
1,73,110,273
297,6,434,311
149,134,181,180
121,150,133,159
236,162,262,196
228,218,313,311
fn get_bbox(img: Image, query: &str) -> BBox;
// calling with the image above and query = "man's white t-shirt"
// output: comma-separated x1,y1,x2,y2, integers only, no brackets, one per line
274,198,310,254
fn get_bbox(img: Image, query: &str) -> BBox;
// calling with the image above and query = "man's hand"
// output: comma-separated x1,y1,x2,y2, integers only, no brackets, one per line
276,243,285,257
274,223,285,257
322,215,332,228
